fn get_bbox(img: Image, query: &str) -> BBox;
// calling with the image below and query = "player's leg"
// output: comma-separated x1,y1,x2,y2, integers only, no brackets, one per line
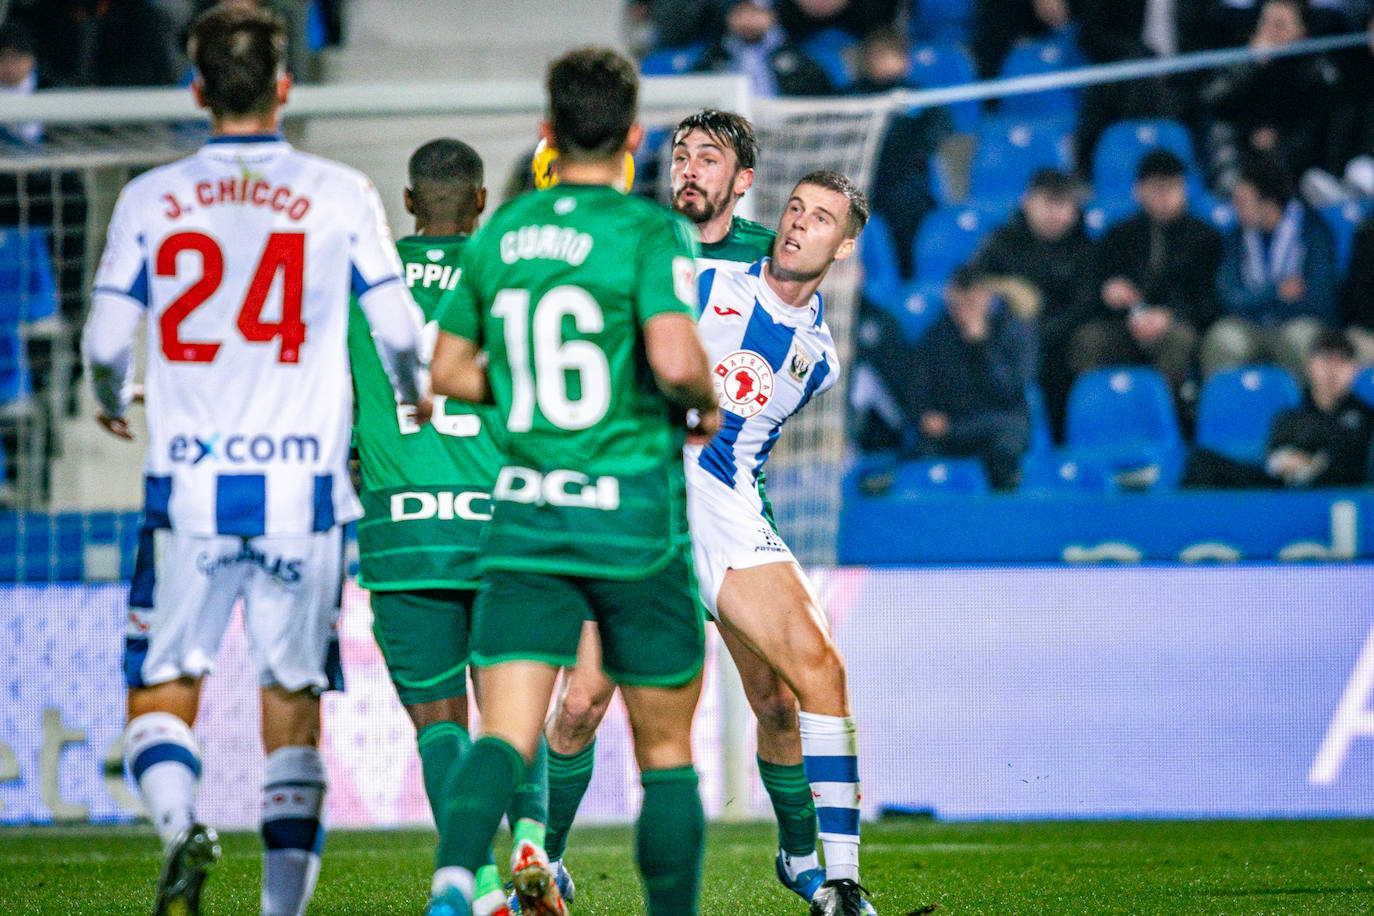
429,570,588,916
371,589,509,911
592,550,707,916
243,529,345,916
717,625,824,899
123,526,238,916
714,562,874,913
543,621,616,866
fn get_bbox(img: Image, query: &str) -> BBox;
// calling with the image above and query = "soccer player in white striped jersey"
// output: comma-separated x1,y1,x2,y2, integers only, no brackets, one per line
691,170,877,916
82,7,426,916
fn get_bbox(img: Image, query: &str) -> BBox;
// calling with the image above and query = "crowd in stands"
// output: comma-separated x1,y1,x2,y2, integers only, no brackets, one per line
621,0,1374,494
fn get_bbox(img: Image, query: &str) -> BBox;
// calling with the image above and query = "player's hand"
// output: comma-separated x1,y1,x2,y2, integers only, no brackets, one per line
96,410,135,441
410,395,434,427
686,407,722,445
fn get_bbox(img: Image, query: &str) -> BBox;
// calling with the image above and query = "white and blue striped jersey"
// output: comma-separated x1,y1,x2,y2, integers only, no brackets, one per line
85,134,425,538
694,258,839,511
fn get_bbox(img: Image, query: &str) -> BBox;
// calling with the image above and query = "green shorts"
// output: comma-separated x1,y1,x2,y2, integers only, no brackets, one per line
369,588,474,705
471,546,704,687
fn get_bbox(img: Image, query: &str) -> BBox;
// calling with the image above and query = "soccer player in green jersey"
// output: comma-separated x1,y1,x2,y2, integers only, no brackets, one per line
348,138,547,916
538,108,839,908
424,48,720,916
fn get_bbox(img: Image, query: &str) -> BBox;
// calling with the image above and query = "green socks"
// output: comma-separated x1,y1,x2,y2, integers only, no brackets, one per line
544,740,596,861
436,736,525,872
509,735,549,850
416,721,471,826
637,766,704,916
756,756,818,857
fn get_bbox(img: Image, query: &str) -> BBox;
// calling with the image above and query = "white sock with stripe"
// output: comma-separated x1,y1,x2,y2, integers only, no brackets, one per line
123,712,201,848
799,711,861,883
260,746,327,916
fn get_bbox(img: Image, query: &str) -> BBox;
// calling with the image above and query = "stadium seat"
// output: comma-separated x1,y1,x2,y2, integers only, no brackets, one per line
912,204,998,286
890,457,989,495
639,43,707,76
1054,367,1186,490
0,226,59,325
908,0,972,46
0,326,31,405
1354,366,1374,409
967,115,1072,210
801,28,856,90
906,42,979,133
890,280,945,342
1091,119,1199,201
1320,199,1374,273
1194,365,1302,466
997,38,1085,120
1192,191,1234,232
1025,384,1053,456
1082,196,1135,240
860,211,904,309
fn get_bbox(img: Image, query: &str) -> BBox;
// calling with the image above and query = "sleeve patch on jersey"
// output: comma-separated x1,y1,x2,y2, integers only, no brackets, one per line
672,256,697,309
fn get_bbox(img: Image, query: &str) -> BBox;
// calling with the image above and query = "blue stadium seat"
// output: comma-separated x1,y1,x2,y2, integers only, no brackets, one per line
908,0,973,45
1354,366,1374,409
1025,384,1053,456
912,204,998,286
890,457,989,495
1195,365,1302,466
1192,191,1234,232
890,280,945,342
1320,199,1374,273
967,115,1072,210
860,210,904,308
906,42,979,132
1091,119,1199,201
1053,367,1186,491
639,43,707,76
802,28,856,90
0,226,59,325
997,38,1084,120
1082,196,1136,240
0,326,31,405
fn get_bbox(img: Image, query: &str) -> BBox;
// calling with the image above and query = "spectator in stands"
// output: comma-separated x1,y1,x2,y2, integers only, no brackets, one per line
625,0,723,53
1072,150,1223,407
1199,0,1342,190
91,0,180,86
906,266,1037,490
1071,0,1185,182
775,0,901,43
1342,210,1374,362
0,22,42,145
1183,329,1374,486
1202,155,1339,379
693,0,834,96
970,167,1096,439
970,0,1075,79
852,28,944,277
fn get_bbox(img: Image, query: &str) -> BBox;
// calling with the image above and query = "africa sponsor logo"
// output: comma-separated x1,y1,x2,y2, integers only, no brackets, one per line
196,544,303,584
714,350,773,419
168,433,320,465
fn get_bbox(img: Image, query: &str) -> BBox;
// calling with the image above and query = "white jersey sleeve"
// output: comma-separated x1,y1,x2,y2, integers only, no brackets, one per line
693,258,840,507
350,180,425,403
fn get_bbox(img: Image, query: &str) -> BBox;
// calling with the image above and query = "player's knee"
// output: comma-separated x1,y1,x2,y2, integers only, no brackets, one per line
755,689,800,739
552,686,612,746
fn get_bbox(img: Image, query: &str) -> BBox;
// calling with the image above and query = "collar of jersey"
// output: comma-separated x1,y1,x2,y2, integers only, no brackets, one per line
748,257,823,329
205,132,287,145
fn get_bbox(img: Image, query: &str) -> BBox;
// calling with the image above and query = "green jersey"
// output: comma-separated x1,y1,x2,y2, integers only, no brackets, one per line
438,184,700,579
349,234,503,590
697,215,775,271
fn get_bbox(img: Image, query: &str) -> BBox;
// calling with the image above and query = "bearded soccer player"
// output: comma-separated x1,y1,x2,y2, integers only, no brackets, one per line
539,109,842,910
82,6,427,916
348,138,550,916
423,48,719,916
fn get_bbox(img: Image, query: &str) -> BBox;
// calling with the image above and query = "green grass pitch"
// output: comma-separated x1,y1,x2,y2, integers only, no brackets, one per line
4,818,1373,914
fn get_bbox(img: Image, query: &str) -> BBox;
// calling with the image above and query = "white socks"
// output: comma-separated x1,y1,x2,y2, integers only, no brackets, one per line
124,712,201,848
260,746,327,916
800,712,862,883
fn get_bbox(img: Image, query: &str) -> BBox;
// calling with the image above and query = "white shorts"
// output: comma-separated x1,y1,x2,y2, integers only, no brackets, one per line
124,527,344,694
685,456,797,618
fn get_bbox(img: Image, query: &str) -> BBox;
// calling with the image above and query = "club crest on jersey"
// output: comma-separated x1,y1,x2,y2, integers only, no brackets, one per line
787,348,814,382
714,350,773,418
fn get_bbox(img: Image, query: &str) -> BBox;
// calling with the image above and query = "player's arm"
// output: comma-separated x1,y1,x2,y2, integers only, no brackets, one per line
350,179,430,419
430,243,492,404
430,330,491,403
84,188,146,440
643,313,715,411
